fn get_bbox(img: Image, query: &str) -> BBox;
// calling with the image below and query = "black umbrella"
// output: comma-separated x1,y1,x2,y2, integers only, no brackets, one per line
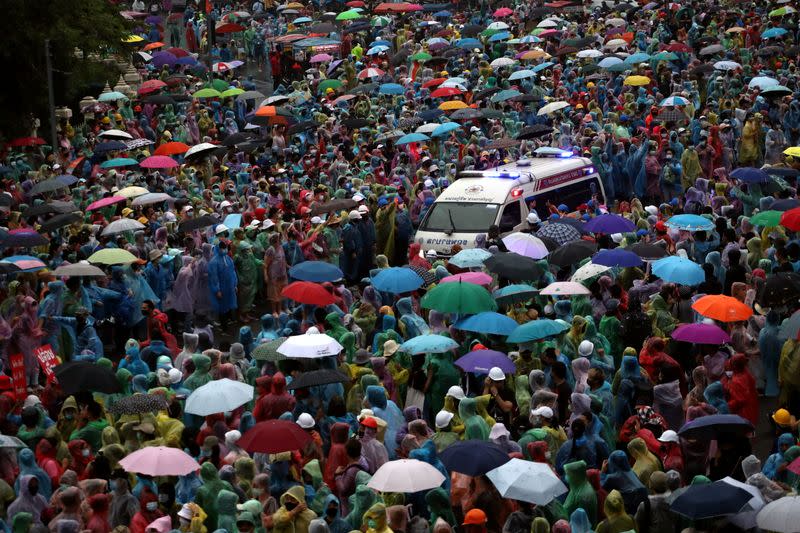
629,242,667,260
0,262,21,275
23,201,74,218
772,198,800,211
39,212,83,233
398,116,423,129
343,118,370,128
408,264,436,287
483,252,543,281
310,198,357,216
670,481,751,520
450,108,482,120
460,24,484,36
417,108,444,121
348,83,378,95
54,361,120,394
677,413,753,440
288,121,318,135
439,440,510,476
512,94,540,103
528,6,554,16
309,22,336,33
343,21,370,33
94,140,128,154
538,235,560,252
548,240,598,267
222,132,255,146
485,137,520,150
0,231,49,248
764,167,799,178
760,272,800,307
178,215,219,233
29,178,69,196
108,393,169,416
473,87,501,101
517,125,553,140
690,63,715,76
143,94,176,105
287,369,349,390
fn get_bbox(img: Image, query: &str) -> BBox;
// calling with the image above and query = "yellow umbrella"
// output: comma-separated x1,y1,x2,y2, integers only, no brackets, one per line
623,75,651,86
521,49,551,60
783,147,800,157
726,27,747,33
286,1,304,7
117,186,149,199
122,35,145,43
439,101,469,110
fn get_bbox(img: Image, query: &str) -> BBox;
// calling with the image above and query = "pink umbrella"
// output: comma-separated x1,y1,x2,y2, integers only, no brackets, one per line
310,53,334,63
118,446,200,476
494,7,513,16
538,29,561,38
140,155,179,169
441,272,493,286
86,196,127,211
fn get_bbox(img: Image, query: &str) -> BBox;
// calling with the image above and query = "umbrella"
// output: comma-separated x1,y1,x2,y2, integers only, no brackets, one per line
371,267,424,293
439,440,511,476
763,27,789,39
454,312,519,336
378,83,405,95
94,140,128,154
287,369,349,390
781,207,800,231
722,476,765,530
699,43,725,55
652,256,704,285
29,178,69,195
487,458,567,505
731,167,770,183
422,281,496,314
399,334,458,355
760,272,800,307
119,446,200,476
101,219,146,236
677,413,754,439
629,242,668,260
100,158,138,169
537,101,570,115
672,323,731,344
454,348,515,374
277,327,343,358
185,378,254,416
1,230,48,248
281,281,337,306
592,248,643,268
536,223,582,245
571,262,612,283
140,155,178,169
178,215,218,233
251,337,288,362
692,294,753,322
23,201,77,218
53,262,107,278
0,255,46,271
772,199,800,211
500,233,549,259
238,420,312,453
396,132,429,145
449,248,492,268
665,214,715,231
98,129,133,140
507,319,569,343
86,196,126,211
757,496,800,532
548,240,598,267
483,252,543,281
493,284,538,305
368,459,446,492
670,480,752,519
441,272,493,286
107,393,169,416
583,213,636,233
117,186,149,198
0,436,25,448
289,261,343,282
517,124,553,139
310,198,357,216
87,248,139,265
54,361,120,394
132,193,173,207
431,122,461,137
540,281,591,296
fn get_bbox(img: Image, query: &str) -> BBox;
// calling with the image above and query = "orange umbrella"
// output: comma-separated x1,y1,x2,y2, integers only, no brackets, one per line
154,141,190,156
255,106,279,116
143,41,165,51
691,295,753,322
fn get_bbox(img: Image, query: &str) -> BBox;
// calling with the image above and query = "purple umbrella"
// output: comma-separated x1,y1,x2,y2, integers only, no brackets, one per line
151,51,178,68
328,59,344,75
175,56,198,66
455,349,516,375
583,213,636,234
671,323,731,345
591,248,643,268
145,15,162,25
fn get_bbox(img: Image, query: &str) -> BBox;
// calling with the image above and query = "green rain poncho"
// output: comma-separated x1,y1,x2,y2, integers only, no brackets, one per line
599,313,623,366
303,459,332,515
323,225,341,267
184,354,213,391
375,201,397,259
426,487,456,527
459,397,490,441
194,462,234,530
647,295,677,338
234,243,261,314
427,352,461,416
563,460,597,524
11,512,32,533
347,484,379,530
326,312,350,345
216,489,239,533
584,316,611,356
563,316,588,360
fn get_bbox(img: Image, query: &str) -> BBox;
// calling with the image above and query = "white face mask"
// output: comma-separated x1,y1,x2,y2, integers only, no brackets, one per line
146,501,158,512
545,451,552,459
82,449,90,458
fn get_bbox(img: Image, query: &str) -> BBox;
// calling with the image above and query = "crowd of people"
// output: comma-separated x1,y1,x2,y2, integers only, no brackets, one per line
4,0,800,531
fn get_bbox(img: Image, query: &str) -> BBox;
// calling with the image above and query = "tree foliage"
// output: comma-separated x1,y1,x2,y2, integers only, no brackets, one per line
0,0,133,137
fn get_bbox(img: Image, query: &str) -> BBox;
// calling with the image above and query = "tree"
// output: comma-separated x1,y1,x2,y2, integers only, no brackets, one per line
0,0,132,138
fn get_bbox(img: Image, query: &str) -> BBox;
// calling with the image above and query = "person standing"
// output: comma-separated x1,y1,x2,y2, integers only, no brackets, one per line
207,242,238,329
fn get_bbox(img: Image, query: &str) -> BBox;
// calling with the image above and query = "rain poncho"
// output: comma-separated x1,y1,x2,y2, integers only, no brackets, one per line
563,460,597,524
628,437,661,486
596,490,636,533
8,475,48,526
601,450,647,515
15,448,51,499
459,397,490,441
194,462,234,530
207,244,238,314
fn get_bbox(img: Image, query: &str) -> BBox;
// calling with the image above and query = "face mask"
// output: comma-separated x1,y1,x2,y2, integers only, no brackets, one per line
64,413,74,420
545,451,552,459
29,484,38,496
82,449,91,458
725,371,733,378
666,155,673,160
251,488,263,497
284,501,297,511
158,494,169,503
326,507,338,518
368,519,378,529
146,501,158,512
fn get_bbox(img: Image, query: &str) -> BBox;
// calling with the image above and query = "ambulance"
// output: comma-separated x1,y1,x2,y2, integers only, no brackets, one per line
416,150,605,255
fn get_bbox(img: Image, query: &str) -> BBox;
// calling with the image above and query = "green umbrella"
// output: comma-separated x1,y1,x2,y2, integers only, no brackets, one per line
336,10,362,20
100,157,138,169
210,79,229,92
372,16,391,26
410,52,433,62
317,79,344,93
221,87,245,97
87,248,139,265
652,51,679,61
770,6,795,16
193,88,222,98
421,281,497,314
750,210,783,227
252,337,288,361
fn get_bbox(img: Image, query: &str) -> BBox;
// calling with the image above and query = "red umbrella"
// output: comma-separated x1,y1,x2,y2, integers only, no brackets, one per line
216,22,246,33
346,0,366,6
493,7,514,16
165,47,189,57
8,137,46,147
431,87,463,97
780,207,800,231
143,41,165,51
422,78,447,88
237,420,312,453
86,196,127,211
665,42,692,53
138,79,167,95
281,281,337,305
154,141,190,156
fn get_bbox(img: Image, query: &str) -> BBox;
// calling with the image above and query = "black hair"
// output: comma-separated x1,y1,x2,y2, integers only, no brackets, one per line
345,437,362,459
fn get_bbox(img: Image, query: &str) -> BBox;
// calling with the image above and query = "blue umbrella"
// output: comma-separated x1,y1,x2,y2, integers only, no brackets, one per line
293,16,312,23
369,40,391,48
396,132,430,145
371,267,424,293
509,69,536,80
592,248,643,268
678,414,754,439
431,122,461,137
100,158,139,169
449,247,492,268
623,52,651,64
176,56,198,65
94,141,127,154
532,61,555,73
488,31,511,42
434,10,452,17
772,198,800,211
670,481,752,519
456,38,483,49
491,89,522,102
493,284,538,305
730,167,770,183
454,312,519,336
289,261,344,282
399,334,459,355
56,174,79,186
582,213,636,233
665,214,715,231
519,35,541,44
507,319,569,343
367,45,390,55
762,27,788,39
440,440,511,476
455,348,516,373
652,256,704,285
378,83,404,95
598,56,623,68
418,108,444,121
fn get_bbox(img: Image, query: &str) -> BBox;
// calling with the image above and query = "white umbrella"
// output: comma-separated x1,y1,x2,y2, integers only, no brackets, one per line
367,459,446,493
576,49,603,58
98,129,134,140
415,123,441,134
277,327,343,358
264,95,290,105
185,378,254,416
487,21,509,30
132,192,173,206
537,19,559,28
185,142,219,158
606,17,626,26
757,495,800,532
537,101,570,116
721,477,764,530
117,186,149,198
53,261,107,277
604,38,628,49
491,57,516,68
502,232,549,259
571,262,611,283
540,281,590,295
486,458,567,504
101,218,146,236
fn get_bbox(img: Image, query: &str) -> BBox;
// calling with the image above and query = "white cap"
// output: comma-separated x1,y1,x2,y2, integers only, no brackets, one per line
178,503,194,520
531,405,554,418
248,219,261,228
446,385,466,400
489,423,510,440
429,164,439,172
220,200,232,208
658,429,679,443
526,212,541,224
644,205,658,216
310,216,323,225
353,193,365,202
164,211,177,222
435,410,454,429
181,205,194,212
225,430,241,444
578,340,594,357
426,249,438,258
297,413,315,429
610,232,623,243
23,395,41,409
168,368,183,384
262,219,275,230
470,126,481,132
215,224,229,235
424,179,435,188
358,205,369,214
348,210,362,220
488,366,505,381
